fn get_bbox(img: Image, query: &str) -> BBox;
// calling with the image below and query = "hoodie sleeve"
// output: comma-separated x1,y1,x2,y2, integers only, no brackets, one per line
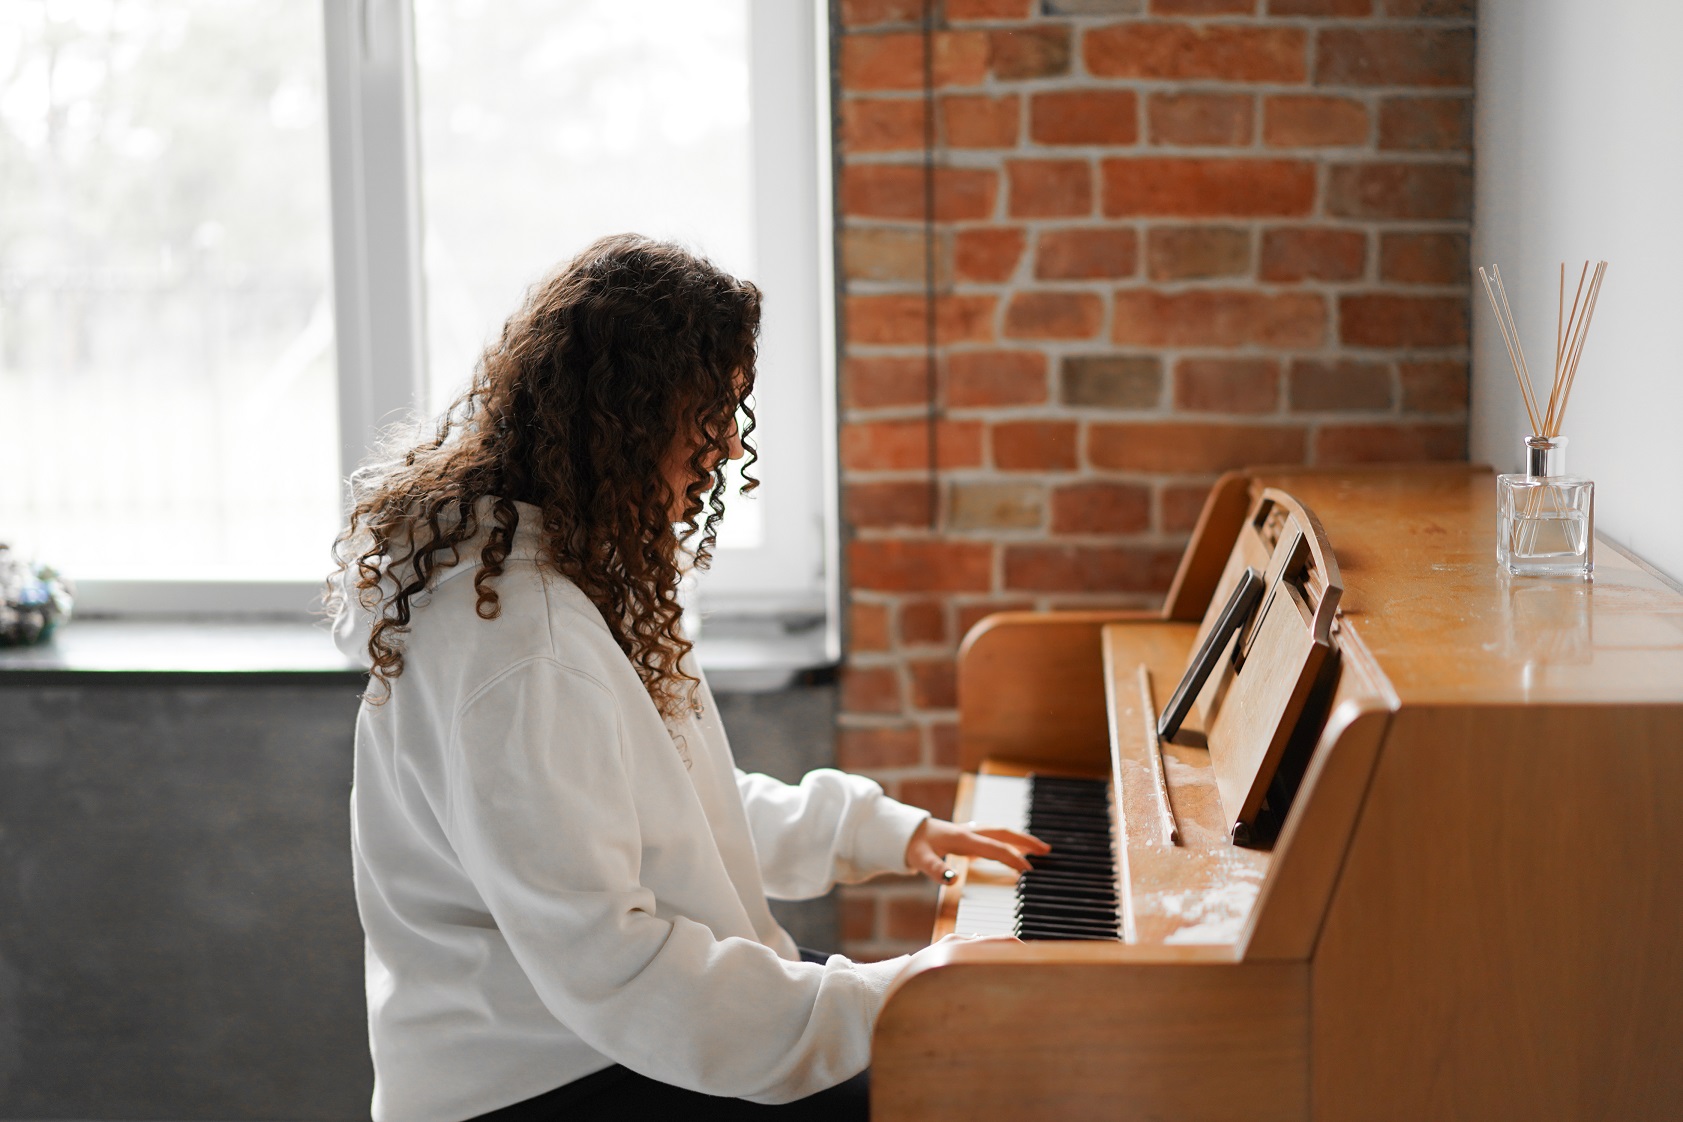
443,657,908,1104
735,768,931,901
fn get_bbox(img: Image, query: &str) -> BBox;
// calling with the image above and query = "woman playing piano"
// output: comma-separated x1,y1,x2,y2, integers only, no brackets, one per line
327,235,1041,1122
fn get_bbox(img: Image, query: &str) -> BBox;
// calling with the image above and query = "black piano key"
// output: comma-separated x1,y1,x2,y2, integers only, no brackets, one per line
1014,774,1121,942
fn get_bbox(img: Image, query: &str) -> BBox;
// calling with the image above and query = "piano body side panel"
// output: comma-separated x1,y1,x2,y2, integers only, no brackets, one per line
1309,703,1683,1121
874,954,1308,1122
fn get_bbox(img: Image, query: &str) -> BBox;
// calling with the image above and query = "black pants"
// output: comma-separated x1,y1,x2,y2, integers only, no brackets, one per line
471,950,870,1122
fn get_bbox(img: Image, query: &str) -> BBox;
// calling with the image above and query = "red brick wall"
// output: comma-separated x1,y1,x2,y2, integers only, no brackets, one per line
831,0,1473,960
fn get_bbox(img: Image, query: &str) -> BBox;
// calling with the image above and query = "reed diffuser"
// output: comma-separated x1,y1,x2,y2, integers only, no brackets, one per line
1478,260,1607,577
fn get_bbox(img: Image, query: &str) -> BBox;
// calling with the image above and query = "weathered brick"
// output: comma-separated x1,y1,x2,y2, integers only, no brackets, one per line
898,777,959,819
908,658,959,710
841,664,903,713
1089,422,1306,471
1267,0,1371,14
1315,423,1464,463
1175,358,1280,413
1037,227,1139,280
949,481,1045,529
1102,158,1316,217
1288,359,1393,411
1162,483,1215,532
1316,29,1475,89
849,601,891,652
1148,93,1254,147
1383,0,1474,15
841,418,985,470
844,354,929,409
947,0,1035,18
1399,359,1468,413
930,720,960,766
1263,95,1369,147
1326,162,1471,220
1146,226,1251,281
1004,544,1183,592
1007,159,1093,218
953,226,1027,283
990,26,1071,79
1061,355,1163,409
1051,481,1152,534
947,349,1048,407
1259,227,1366,282
1339,294,1467,348
842,31,991,91
847,480,937,527
899,599,950,645
848,539,995,591
840,892,876,943
1154,0,1256,12
943,94,1020,148
846,293,997,346
993,420,1080,470
1030,90,1140,146
1113,290,1326,348
839,0,923,27
1379,231,1468,285
1379,96,1472,151
843,226,928,284
843,97,927,152
1004,292,1105,340
1044,0,1143,11
843,164,998,221
837,724,921,767
1085,24,1307,83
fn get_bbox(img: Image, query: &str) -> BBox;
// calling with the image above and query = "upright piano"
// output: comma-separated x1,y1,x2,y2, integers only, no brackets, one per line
872,465,1683,1121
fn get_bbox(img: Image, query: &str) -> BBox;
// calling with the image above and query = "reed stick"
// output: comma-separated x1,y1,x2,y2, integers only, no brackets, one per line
1480,259,1608,441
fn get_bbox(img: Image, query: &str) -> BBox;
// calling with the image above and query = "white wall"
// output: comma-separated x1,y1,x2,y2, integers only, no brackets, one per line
1472,0,1683,581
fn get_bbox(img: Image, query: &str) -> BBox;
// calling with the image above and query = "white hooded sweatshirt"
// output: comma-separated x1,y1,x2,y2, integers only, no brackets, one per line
332,499,928,1122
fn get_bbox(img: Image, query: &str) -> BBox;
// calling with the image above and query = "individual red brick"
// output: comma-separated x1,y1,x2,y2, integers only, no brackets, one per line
1379,96,1472,151
1089,422,1307,472
1004,544,1183,593
989,26,1071,79
947,0,1034,18
993,420,1080,470
1268,0,1371,13
1085,24,1307,83
1315,423,1464,464
1030,90,1140,146
839,0,923,27
885,892,940,941
1146,227,1250,281
1326,163,1471,220
942,94,1020,148
1259,227,1366,282
843,226,926,284
1175,358,1280,413
953,227,1026,283
1383,0,1474,15
842,164,998,221
1163,483,1215,532
1263,95,1369,147
955,599,1035,638
1154,0,1256,12
1051,482,1152,534
1315,29,1474,89
1036,228,1138,280
843,98,927,152
1112,290,1326,348
1004,292,1104,340
849,601,891,652
836,724,921,767
842,31,991,91
1101,158,1316,217
1148,93,1254,147
841,418,984,471
847,481,936,528
929,721,960,767
840,892,876,943
946,350,1048,407
898,778,959,819
1062,355,1163,409
1288,359,1392,411
841,665,903,713
845,293,997,346
1399,359,1468,413
908,658,958,709
1380,231,1468,285
848,539,995,592
949,481,1045,530
1339,294,1467,348
1007,159,1092,218
844,355,929,409
899,599,950,645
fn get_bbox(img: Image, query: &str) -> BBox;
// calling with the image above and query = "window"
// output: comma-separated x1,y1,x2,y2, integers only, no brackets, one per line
2,0,836,627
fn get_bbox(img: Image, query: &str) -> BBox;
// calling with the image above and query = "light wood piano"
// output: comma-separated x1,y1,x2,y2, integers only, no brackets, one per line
872,465,1683,1121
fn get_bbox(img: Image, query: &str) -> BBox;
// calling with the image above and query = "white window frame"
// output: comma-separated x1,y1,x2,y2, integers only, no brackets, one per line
69,0,837,649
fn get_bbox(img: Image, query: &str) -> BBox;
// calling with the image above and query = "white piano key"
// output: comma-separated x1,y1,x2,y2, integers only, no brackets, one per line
952,776,1034,936
967,774,1029,832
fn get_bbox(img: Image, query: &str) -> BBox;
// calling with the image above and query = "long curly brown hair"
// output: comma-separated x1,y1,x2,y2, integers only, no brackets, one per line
328,234,760,717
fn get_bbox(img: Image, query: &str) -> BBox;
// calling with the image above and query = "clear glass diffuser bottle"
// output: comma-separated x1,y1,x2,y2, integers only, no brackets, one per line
1497,436,1594,577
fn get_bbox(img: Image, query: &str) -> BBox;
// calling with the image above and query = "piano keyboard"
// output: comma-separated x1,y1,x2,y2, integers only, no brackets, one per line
952,774,1120,941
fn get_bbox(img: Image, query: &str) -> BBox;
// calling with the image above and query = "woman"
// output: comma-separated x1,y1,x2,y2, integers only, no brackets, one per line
328,235,1042,1122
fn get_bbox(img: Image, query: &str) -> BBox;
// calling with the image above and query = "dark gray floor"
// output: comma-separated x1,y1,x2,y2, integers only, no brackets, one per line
0,677,836,1121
